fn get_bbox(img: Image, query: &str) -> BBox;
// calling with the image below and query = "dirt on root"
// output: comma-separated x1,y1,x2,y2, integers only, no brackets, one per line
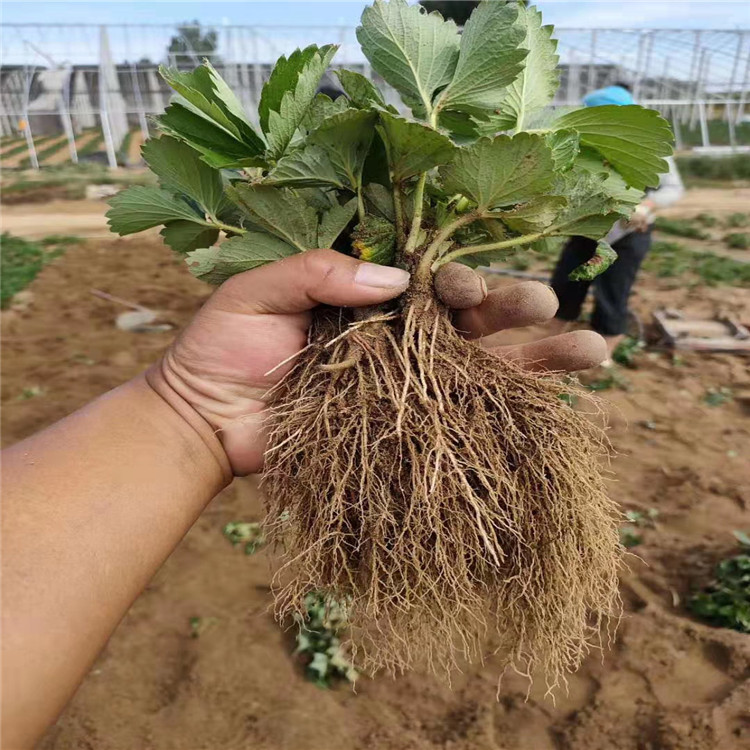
2,208,750,750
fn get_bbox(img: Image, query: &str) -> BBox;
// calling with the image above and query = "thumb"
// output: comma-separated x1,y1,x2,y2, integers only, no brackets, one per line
210,248,410,315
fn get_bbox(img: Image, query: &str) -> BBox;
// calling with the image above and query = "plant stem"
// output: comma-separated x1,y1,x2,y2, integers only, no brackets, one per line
392,181,405,245
356,177,366,223
404,173,427,255
432,231,547,271
210,220,247,235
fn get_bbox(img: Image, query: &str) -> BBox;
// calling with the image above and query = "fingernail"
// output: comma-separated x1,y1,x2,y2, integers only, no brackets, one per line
355,263,410,289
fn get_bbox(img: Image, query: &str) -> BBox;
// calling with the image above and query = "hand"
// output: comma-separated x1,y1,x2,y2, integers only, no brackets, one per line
148,250,606,475
627,200,655,232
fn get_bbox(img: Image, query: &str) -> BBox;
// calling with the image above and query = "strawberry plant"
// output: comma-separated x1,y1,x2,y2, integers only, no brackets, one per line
107,0,673,688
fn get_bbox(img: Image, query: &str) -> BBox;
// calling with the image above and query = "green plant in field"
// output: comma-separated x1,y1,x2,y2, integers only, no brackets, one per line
703,387,733,407
725,212,749,228
724,232,749,250
189,615,219,638
688,532,750,634
694,212,718,227
643,240,750,287
0,233,81,307
619,508,659,549
612,335,644,368
294,592,357,687
223,521,265,555
17,386,45,401
586,369,629,392
675,154,750,183
653,216,709,240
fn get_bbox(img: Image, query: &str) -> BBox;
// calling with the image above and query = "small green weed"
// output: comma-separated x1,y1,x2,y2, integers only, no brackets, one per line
189,616,218,638
223,521,265,555
294,592,357,687
703,387,733,407
725,212,749,228
688,532,750,633
725,232,749,250
586,369,629,392
653,217,709,240
619,526,643,548
612,336,644,368
619,508,659,549
694,213,718,227
1,233,80,307
17,386,45,401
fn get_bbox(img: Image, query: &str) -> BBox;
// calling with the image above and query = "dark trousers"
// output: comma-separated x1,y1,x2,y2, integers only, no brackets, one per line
550,229,652,336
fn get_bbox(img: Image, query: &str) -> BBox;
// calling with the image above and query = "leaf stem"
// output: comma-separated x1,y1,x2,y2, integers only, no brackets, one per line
356,177,366,223
210,220,247,236
392,181,405,245
403,173,427,255
432,231,548,271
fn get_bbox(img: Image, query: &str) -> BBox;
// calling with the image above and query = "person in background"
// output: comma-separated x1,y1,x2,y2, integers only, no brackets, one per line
549,82,684,359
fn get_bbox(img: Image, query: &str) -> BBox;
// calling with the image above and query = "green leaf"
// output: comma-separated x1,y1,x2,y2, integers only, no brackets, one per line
357,0,459,117
363,183,396,222
557,105,674,190
265,145,346,189
572,147,644,210
568,240,617,280
142,136,224,216
309,109,377,191
350,215,396,265
185,232,298,285
317,198,358,248
550,173,621,238
546,129,579,172
161,221,220,254
439,133,554,211
300,93,350,132
261,45,338,159
106,186,205,235
377,111,456,182
495,5,560,131
437,0,527,117
493,195,568,233
157,101,266,170
335,69,385,108
160,62,265,155
229,184,319,251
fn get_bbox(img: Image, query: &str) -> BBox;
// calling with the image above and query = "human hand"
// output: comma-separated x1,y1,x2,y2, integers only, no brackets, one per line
627,200,655,232
148,250,606,475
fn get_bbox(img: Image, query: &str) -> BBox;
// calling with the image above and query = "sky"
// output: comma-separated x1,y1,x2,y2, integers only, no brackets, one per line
2,1,749,30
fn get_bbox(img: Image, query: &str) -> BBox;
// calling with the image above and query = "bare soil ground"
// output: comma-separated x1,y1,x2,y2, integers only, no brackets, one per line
2,192,749,750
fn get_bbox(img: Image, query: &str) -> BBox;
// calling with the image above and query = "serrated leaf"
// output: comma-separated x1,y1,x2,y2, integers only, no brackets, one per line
572,147,644,210
492,195,568,233
317,198,358,248
557,105,674,190
300,93,350,132
568,240,617,280
439,133,554,211
186,232,298,285
495,5,560,131
157,101,266,170
351,215,396,265
377,111,456,182
265,145,346,189
262,45,338,159
229,184,319,251
549,173,621,238
335,69,385,108
160,62,265,155
546,129,579,172
142,136,224,216
309,109,377,191
437,0,527,117
106,186,204,235
357,0,459,117
161,221,220,254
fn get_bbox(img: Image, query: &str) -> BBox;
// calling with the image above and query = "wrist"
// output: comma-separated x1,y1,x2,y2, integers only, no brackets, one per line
143,362,234,486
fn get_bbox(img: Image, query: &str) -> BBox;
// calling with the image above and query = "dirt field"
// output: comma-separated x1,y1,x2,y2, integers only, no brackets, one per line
2,191,750,750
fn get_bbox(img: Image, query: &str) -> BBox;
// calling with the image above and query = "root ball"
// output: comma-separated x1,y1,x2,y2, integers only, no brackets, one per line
262,290,621,688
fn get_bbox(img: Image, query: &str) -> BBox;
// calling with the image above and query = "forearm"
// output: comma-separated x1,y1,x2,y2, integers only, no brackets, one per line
1,373,231,748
